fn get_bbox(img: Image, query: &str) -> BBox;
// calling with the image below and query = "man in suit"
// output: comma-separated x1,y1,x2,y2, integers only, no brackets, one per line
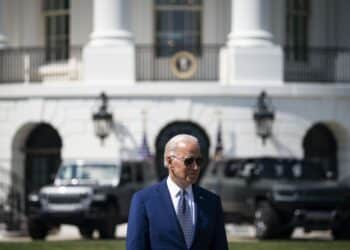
126,134,228,250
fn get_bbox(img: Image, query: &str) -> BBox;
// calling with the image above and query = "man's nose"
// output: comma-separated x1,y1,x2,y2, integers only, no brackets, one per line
192,161,200,170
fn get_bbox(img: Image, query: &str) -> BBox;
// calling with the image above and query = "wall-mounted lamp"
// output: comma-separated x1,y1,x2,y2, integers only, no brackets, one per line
92,92,113,145
253,91,275,145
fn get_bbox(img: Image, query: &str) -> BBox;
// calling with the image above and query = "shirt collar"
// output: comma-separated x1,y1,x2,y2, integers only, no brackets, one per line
167,176,193,199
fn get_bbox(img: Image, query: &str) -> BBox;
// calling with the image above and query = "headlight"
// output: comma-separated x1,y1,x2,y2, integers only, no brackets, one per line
80,193,89,199
92,193,106,201
28,194,39,202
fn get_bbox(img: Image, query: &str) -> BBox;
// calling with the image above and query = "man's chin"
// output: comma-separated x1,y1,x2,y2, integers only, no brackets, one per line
187,175,198,183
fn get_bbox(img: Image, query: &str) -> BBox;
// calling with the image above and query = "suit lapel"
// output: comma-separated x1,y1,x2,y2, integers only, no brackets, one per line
158,179,187,247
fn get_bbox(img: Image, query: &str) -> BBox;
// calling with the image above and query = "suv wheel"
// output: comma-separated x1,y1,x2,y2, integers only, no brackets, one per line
98,204,117,239
79,226,94,239
277,227,294,239
28,218,49,240
332,220,350,240
254,202,280,239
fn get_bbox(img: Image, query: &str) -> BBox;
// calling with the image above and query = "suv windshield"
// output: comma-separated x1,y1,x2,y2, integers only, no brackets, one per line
242,159,327,180
56,163,120,183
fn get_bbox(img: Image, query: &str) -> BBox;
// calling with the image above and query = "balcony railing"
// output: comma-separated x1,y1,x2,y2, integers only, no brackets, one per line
284,47,350,82
1,46,350,83
136,45,221,81
0,47,82,83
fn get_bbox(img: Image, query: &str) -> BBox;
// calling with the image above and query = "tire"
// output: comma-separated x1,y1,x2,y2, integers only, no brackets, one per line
48,225,61,235
28,218,49,240
79,226,94,239
254,202,281,239
277,227,294,239
98,204,117,239
332,221,350,240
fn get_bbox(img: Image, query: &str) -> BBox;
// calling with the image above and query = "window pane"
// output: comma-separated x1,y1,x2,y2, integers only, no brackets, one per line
157,11,200,32
155,0,201,58
286,0,309,62
65,15,70,34
64,0,70,9
55,15,69,35
56,15,62,35
43,0,48,10
54,0,59,10
43,0,69,11
44,0,70,62
44,0,51,11
45,16,50,37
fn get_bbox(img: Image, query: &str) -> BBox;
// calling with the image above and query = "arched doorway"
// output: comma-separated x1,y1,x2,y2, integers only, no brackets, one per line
303,123,337,179
155,121,210,180
24,123,62,213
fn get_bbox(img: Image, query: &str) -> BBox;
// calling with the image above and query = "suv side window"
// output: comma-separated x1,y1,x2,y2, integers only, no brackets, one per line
136,164,144,183
224,161,240,177
238,162,256,178
120,164,132,184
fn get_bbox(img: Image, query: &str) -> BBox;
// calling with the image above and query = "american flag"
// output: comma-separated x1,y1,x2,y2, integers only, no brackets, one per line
139,131,151,159
214,121,223,160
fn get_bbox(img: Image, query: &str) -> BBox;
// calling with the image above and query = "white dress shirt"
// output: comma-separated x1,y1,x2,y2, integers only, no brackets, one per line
167,177,196,226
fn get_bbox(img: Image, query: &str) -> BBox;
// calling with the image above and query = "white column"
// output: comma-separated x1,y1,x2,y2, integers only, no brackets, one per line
228,0,273,47
221,0,283,84
0,0,8,48
89,0,132,46
83,0,135,84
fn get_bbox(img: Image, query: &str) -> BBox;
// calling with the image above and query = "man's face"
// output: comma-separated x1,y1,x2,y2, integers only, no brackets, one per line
167,140,202,188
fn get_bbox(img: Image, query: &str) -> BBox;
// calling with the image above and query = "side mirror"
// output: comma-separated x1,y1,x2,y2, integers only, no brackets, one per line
224,163,239,177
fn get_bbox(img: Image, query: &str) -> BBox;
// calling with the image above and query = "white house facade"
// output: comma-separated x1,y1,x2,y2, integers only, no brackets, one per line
0,0,350,231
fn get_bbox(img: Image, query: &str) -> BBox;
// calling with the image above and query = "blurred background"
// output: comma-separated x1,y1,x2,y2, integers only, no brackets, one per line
0,0,350,241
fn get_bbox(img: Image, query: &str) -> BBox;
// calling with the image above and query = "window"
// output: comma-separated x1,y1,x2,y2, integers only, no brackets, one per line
286,0,310,62
57,164,118,181
155,0,202,57
121,165,132,183
43,0,70,62
136,164,144,183
224,161,240,178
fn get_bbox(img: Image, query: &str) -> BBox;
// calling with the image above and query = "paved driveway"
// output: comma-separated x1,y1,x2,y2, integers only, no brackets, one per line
0,223,332,242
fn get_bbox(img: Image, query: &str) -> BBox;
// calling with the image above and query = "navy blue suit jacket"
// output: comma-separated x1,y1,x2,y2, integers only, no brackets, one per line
126,179,228,250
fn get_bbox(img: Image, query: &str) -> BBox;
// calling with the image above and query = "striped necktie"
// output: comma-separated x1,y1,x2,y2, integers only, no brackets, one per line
177,189,194,249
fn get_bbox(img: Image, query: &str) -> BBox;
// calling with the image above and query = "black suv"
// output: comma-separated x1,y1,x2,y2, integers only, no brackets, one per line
201,157,350,239
27,159,156,240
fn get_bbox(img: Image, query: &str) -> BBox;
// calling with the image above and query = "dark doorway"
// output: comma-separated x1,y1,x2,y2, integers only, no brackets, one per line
24,123,62,213
155,121,210,180
303,123,337,179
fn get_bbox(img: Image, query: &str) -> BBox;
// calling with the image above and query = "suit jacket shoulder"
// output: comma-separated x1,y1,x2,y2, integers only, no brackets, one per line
133,181,161,200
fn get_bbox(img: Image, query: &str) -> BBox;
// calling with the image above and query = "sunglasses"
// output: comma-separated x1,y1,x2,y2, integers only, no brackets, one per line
171,155,203,167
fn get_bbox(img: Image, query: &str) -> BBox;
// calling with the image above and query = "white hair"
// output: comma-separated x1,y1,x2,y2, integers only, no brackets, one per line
163,134,199,167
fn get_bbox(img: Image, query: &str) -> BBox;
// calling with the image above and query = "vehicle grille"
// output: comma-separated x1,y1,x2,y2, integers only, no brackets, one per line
47,194,87,204
298,189,340,197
